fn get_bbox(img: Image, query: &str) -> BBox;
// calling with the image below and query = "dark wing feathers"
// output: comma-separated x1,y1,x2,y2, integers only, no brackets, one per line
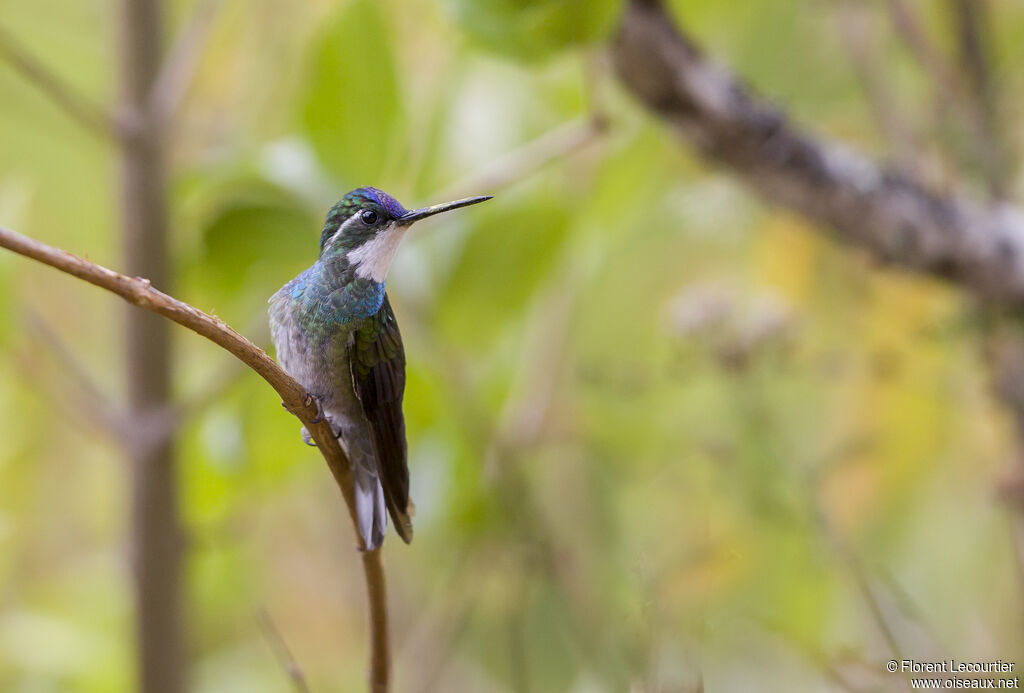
349,294,413,543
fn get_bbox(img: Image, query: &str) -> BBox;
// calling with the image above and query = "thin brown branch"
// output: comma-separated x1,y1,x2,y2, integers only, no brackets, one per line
362,548,390,693
20,306,129,438
612,0,1024,305
779,633,874,693
886,0,1009,194
0,225,392,692
258,608,311,693
833,0,920,171
0,23,118,139
149,0,222,126
8,339,127,440
886,0,962,104
803,474,912,692
947,0,1008,199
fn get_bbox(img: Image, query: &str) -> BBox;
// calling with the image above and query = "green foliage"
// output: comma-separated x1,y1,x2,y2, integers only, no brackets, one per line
437,190,572,346
178,177,319,329
199,199,313,293
300,0,403,183
446,0,622,61
2,0,1023,691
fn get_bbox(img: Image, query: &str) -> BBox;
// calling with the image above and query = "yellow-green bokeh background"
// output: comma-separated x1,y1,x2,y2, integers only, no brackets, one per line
1,0,1022,690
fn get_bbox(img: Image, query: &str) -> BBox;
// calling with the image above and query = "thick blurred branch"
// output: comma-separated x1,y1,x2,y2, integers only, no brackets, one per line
612,0,1024,305
0,225,393,692
118,1,182,689
0,23,118,139
614,0,1024,632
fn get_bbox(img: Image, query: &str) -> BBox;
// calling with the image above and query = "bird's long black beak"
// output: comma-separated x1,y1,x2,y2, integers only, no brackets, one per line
397,195,492,225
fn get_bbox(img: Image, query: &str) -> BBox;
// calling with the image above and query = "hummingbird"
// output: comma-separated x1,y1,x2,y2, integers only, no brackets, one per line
269,187,491,550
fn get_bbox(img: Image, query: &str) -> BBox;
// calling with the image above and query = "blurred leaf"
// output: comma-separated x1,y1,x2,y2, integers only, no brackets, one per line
194,187,316,301
300,0,403,182
437,193,571,346
4,0,1023,688
446,0,621,62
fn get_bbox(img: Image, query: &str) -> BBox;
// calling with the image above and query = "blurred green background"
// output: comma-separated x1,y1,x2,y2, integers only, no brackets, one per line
1,0,1022,691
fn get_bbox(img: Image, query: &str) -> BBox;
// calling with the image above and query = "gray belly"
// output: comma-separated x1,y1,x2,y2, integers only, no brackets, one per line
269,288,389,548
269,297,372,448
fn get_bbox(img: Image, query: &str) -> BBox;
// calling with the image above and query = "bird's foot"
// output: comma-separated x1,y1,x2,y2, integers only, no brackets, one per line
304,393,325,424
299,417,342,446
300,426,317,447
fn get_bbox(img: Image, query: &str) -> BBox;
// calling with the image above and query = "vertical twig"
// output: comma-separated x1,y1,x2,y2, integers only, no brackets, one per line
362,550,391,693
119,1,183,692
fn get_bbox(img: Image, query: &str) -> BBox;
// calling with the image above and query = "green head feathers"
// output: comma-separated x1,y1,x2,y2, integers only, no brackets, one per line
318,187,492,256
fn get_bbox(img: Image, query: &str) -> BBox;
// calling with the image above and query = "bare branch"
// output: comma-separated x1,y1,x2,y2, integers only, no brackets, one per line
0,225,392,692
149,0,222,126
801,468,913,690
8,339,127,439
362,546,390,693
947,0,1009,199
886,0,962,104
20,306,128,437
832,0,920,171
258,608,311,693
612,0,1024,305
0,23,118,139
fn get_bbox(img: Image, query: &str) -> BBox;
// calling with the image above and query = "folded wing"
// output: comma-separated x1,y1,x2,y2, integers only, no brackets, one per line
348,294,413,543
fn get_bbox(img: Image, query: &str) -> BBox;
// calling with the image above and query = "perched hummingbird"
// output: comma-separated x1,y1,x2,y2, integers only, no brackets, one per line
269,187,491,550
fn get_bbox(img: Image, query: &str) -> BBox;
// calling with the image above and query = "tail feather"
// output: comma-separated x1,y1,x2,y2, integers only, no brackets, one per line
353,464,386,550
382,484,414,544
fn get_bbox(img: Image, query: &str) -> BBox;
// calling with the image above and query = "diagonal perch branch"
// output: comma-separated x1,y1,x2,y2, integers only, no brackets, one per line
612,0,1024,306
0,224,392,692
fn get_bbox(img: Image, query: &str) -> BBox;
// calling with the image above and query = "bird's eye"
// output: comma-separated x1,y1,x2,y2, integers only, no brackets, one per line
360,209,379,225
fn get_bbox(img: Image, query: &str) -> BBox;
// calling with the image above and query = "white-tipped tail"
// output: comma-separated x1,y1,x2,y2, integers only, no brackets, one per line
353,465,387,550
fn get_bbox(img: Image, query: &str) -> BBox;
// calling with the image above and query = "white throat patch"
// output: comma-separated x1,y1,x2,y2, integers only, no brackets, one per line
346,224,406,282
